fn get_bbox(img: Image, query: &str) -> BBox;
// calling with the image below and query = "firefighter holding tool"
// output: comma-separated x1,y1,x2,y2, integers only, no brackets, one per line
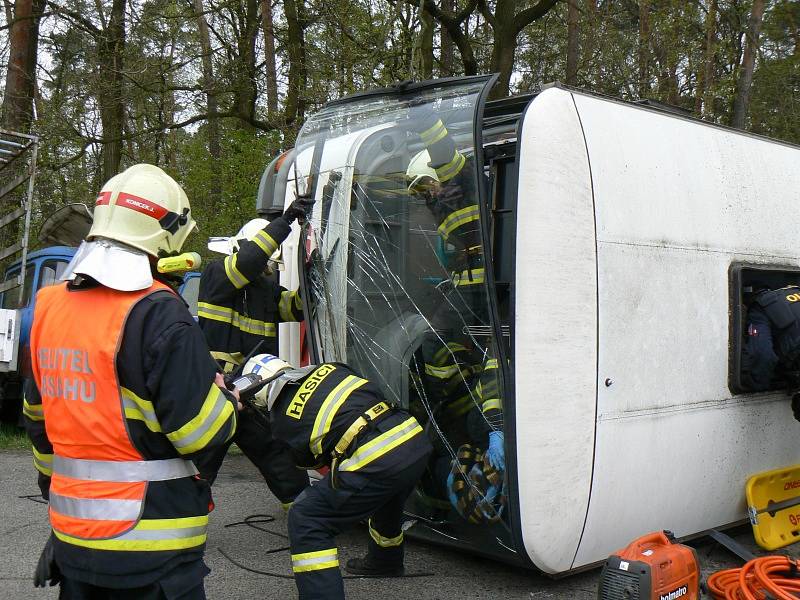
238,353,433,600
23,164,239,599
194,194,313,508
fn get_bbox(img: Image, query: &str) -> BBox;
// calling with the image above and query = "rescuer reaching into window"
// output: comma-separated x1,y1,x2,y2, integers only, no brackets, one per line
23,164,239,599
405,104,506,492
238,353,433,600
193,200,313,509
742,283,800,419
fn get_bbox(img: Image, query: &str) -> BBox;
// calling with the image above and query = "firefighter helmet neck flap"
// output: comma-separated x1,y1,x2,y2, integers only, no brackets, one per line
63,164,196,291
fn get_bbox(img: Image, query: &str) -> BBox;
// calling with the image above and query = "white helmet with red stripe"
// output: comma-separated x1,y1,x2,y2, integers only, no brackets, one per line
89,163,197,257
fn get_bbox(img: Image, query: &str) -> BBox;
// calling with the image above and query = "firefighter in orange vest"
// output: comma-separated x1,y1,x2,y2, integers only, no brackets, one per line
23,164,239,599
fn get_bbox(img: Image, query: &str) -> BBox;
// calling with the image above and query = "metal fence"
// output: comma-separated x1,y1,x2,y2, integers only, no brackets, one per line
0,129,39,308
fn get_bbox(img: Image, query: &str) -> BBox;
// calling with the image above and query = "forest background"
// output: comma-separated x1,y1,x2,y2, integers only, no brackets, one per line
1,0,798,255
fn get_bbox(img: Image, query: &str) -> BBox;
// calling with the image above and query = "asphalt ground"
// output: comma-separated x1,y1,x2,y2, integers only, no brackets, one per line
1,449,796,599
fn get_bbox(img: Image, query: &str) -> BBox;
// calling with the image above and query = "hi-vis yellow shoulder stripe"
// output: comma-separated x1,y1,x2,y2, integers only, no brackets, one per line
309,375,368,456
285,364,336,420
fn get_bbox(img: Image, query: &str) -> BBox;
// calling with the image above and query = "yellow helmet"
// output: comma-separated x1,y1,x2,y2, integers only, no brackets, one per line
89,164,197,257
406,150,439,191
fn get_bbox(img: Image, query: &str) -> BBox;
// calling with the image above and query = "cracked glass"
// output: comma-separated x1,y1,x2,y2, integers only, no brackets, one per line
292,80,514,556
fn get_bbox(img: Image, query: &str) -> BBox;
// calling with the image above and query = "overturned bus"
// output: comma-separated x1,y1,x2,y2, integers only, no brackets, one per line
257,75,800,574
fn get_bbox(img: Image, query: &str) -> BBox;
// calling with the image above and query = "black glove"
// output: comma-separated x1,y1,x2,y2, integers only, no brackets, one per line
791,394,800,423
282,195,314,224
34,533,61,588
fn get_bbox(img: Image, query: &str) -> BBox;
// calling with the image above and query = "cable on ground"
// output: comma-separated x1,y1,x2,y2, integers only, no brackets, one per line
217,547,434,580
707,555,800,599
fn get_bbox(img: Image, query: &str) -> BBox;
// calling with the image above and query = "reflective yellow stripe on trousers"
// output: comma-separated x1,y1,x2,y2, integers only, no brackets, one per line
291,548,339,573
368,519,403,548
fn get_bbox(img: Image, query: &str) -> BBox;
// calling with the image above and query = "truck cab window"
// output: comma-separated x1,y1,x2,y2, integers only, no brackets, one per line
1,269,34,310
39,260,68,288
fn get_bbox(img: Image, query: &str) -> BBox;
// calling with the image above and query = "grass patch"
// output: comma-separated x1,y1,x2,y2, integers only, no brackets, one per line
0,423,28,450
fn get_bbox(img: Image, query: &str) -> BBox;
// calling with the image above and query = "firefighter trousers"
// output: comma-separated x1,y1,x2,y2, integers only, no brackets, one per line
287,454,430,600
58,559,208,599
194,408,309,506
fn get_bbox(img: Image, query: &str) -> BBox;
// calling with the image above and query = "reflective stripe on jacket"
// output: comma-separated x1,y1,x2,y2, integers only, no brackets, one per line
270,363,430,479
30,282,208,549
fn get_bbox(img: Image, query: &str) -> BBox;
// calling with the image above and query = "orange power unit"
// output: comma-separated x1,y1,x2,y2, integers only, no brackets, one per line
597,531,700,600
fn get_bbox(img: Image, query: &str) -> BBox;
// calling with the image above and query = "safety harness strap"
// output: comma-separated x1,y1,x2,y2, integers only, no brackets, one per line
53,456,198,482
333,402,391,457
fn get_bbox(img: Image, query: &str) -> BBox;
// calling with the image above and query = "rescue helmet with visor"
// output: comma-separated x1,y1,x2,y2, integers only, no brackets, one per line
406,149,440,193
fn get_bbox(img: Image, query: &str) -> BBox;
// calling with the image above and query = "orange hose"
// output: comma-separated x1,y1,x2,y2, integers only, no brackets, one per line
707,556,800,600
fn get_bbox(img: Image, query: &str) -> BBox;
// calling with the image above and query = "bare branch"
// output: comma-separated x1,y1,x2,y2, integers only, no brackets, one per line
514,0,559,35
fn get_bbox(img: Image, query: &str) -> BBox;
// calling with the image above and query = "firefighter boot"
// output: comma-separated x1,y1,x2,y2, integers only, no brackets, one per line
344,557,404,578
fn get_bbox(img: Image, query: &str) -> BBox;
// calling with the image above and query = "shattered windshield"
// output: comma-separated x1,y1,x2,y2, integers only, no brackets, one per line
294,80,514,552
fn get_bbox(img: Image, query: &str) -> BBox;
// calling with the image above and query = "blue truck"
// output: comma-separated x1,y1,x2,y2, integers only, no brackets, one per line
0,246,77,421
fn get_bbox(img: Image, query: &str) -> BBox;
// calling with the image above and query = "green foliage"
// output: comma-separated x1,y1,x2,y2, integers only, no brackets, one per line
2,0,798,237
177,125,282,259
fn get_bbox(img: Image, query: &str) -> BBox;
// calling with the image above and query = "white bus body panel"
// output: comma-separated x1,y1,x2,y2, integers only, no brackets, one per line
516,87,800,574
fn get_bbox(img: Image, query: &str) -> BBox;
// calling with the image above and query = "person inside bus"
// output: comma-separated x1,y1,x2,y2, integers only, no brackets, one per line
404,105,505,513
741,283,800,419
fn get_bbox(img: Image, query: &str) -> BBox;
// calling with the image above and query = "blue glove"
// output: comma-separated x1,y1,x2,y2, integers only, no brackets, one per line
486,431,505,471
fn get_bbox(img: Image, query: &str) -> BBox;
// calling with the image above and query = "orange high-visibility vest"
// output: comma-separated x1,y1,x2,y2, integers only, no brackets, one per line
30,281,198,542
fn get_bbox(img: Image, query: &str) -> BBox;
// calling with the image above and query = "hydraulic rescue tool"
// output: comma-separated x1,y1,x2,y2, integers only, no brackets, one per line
597,531,700,600
156,251,201,273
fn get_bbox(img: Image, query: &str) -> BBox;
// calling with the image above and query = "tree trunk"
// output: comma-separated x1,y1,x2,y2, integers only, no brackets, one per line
284,0,307,129
260,0,279,115
487,0,559,98
419,1,434,79
193,0,220,203
732,0,766,129
566,0,579,85
583,0,600,87
439,0,454,75
491,30,517,98
695,0,718,116
98,0,127,181
1,0,46,131
637,0,651,98
232,0,260,128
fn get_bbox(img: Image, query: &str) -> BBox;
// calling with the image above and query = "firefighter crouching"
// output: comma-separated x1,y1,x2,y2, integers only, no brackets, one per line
194,198,311,508
23,164,239,599
240,354,433,600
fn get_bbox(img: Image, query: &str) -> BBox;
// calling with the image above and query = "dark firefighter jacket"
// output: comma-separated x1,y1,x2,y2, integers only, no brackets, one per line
24,278,236,588
270,363,431,488
198,216,303,371
410,105,482,288
742,286,800,391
